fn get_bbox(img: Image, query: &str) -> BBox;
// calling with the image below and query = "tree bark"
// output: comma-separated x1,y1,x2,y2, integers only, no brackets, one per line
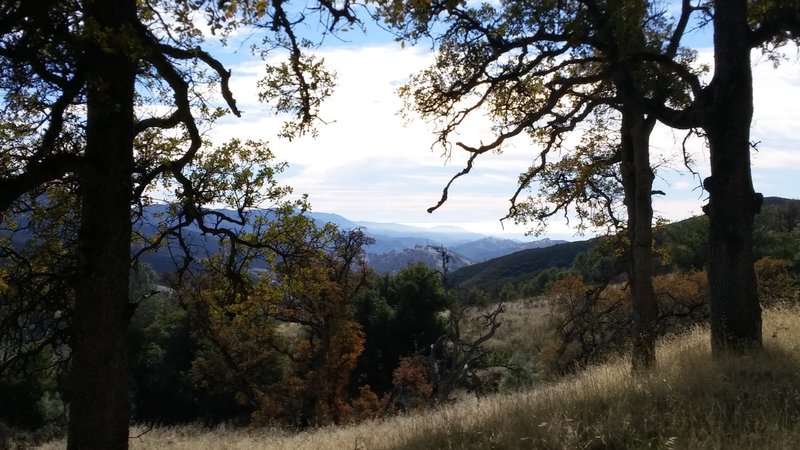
67,1,137,448
703,0,762,353
620,109,658,371
606,0,658,371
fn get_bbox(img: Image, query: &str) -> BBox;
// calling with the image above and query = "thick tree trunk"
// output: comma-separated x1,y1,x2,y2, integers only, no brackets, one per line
67,1,137,448
600,0,659,371
704,0,762,353
620,110,658,371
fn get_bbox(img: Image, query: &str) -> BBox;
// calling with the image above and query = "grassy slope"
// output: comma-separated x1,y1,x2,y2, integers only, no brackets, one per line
36,307,800,449
449,239,596,290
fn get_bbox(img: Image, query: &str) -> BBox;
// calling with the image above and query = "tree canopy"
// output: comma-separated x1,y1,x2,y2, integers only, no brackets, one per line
378,0,800,357
0,0,359,447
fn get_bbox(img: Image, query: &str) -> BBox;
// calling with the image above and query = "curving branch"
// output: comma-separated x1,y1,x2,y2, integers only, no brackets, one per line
427,152,479,214
158,43,241,117
272,0,315,126
0,154,82,212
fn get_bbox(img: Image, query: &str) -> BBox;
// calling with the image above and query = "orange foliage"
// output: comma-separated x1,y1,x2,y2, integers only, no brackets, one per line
348,385,390,422
184,228,375,427
542,271,710,373
390,356,433,410
755,257,798,306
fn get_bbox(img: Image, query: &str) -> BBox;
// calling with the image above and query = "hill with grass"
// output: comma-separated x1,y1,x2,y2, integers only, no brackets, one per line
30,307,800,449
449,238,597,290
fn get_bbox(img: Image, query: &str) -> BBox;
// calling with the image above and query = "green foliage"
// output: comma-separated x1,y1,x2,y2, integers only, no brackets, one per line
570,237,620,283
522,266,572,297
659,200,800,273
128,263,256,425
354,263,451,394
0,194,76,431
0,353,60,430
754,199,800,270
128,291,204,425
659,215,709,272
386,263,452,347
755,257,800,307
497,352,543,392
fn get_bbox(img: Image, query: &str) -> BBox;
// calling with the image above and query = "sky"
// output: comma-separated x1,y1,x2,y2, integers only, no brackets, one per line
201,9,800,241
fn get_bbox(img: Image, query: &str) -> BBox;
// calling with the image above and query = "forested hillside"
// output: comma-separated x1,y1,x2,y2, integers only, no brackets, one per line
451,198,800,296
449,239,596,290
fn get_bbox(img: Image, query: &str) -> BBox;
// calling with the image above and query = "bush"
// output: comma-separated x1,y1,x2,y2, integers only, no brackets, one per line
755,257,799,307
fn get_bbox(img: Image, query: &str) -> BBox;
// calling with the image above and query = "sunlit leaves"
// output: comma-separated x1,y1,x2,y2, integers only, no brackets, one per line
183,139,291,209
511,109,624,236
182,221,375,425
387,0,701,236
259,54,337,140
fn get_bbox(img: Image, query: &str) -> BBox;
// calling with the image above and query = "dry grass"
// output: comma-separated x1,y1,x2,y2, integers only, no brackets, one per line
33,307,800,449
461,298,554,358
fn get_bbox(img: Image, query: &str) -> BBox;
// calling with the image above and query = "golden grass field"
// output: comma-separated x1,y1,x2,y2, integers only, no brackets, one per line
33,305,800,449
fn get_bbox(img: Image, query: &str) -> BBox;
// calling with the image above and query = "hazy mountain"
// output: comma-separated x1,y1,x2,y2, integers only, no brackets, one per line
304,212,557,258
129,208,563,274
0,204,565,274
367,245,472,274
305,215,562,273
308,215,486,253
306,212,362,230
450,236,565,262
352,220,484,244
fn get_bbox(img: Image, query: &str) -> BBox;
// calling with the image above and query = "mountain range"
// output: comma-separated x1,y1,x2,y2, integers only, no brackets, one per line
7,197,798,291
308,212,566,273
129,207,565,273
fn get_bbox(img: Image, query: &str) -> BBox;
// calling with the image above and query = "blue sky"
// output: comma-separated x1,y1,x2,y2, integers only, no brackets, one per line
201,7,800,241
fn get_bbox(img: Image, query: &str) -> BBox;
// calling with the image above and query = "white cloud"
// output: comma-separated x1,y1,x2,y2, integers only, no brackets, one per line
201,40,800,239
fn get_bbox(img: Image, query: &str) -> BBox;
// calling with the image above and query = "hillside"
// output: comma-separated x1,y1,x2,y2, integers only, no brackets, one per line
449,196,800,291
449,238,596,290
32,307,800,449
449,236,565,262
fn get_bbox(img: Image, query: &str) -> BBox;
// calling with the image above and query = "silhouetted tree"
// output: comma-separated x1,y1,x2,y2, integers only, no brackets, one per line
0,0,359,446
377,0,696,369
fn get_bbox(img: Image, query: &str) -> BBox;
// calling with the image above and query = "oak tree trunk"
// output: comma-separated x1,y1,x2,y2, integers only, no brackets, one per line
602,0,659,371
704,0,762,353
620,110,658,371
67,1,137,448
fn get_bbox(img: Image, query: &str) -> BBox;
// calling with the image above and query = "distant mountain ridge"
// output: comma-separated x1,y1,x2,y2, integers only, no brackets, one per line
125,206,564,273
366,245,473,274
300,211,565,272
448,196,800,292
304,212,487,253
450,236,562,262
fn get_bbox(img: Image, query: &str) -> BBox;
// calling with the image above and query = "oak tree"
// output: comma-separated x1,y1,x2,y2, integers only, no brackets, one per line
648,0,800,352
377,0,695,369
0,0,357,447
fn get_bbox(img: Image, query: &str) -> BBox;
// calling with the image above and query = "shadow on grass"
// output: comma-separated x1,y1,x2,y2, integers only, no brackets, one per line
386,341,800,450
